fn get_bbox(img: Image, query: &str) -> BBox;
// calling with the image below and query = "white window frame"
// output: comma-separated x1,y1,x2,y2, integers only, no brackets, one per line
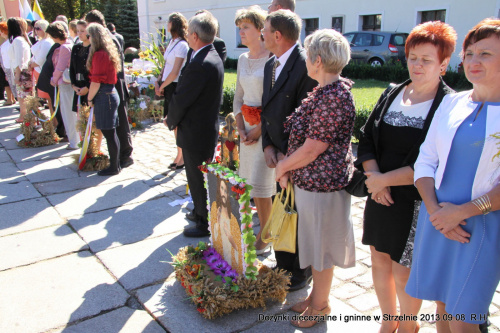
414,6,450,25
357,11,384,31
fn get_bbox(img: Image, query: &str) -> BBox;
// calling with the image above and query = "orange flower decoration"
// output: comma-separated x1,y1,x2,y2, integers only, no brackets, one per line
241,105,262,126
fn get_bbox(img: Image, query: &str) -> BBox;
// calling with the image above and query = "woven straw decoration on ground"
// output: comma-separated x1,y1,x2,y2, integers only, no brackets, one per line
75,104,109,171
17,96,59,148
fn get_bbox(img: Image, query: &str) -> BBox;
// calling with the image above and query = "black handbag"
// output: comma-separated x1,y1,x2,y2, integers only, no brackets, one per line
344,169,369,197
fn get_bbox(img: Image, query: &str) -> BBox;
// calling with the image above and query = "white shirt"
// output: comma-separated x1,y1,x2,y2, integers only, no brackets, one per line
383,88,433,129
9,37,31,71
414,90,500,199
0,41,11,69
275,44,297,80
31,38,54,74
161,38,189,83
191,44,211,60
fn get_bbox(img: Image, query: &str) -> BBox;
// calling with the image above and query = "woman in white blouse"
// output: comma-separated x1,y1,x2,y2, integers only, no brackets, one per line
233,6,274,254
30,20,53,101
156,12,189,170
7,17,32,123
0,22,16,105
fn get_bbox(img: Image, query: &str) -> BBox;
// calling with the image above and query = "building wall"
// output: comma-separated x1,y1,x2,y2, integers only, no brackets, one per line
139,0,500,68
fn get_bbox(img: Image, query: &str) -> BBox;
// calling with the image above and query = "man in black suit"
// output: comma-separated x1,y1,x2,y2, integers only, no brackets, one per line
261,10,317,291
107,23,125,51
167,11,224,237
184,10,227,64
86,10,134,168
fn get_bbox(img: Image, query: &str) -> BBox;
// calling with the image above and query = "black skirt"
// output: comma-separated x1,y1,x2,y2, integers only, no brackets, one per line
163,82,177,117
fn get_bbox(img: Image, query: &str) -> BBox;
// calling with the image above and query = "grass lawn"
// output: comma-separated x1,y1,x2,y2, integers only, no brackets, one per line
224,69,388,109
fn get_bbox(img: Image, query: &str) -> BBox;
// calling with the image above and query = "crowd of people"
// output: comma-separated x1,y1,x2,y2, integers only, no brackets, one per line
0,1,499,331
0,11,133,175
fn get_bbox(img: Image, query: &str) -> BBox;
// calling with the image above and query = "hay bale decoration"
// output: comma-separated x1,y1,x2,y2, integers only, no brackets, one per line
17,95,59,148
169,113,289,319
75,104,109,171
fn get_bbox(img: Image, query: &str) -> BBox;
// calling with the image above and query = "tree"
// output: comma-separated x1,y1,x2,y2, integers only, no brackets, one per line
38,0,80,22
103,0,119,28
116,0,139,48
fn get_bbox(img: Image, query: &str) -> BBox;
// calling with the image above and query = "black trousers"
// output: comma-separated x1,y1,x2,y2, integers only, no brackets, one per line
101,128,120,171
114,79,133,160
183,147,215,225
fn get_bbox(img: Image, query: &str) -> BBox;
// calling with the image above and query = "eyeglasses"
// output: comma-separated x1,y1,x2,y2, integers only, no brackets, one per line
34,27,42,31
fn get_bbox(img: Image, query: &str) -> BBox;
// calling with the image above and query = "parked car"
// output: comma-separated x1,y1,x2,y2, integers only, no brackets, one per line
343,31,408,66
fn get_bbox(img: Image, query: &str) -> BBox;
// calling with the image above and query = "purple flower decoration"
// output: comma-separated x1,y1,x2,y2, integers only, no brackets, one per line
203,247,217,258
225,269,239,282
206,254,221,267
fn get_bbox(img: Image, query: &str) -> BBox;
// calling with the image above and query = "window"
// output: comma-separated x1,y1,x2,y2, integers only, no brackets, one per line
332,16,343,33
344,33,355,45
390,34,408,46
361,14,381,31
304,18,319,37
420,10,446,23
236,27,245,48
353,33,373,47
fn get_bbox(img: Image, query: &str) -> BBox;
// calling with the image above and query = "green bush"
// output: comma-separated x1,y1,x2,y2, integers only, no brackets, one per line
220,85,235,117
343,62,472,91
124,52,140,63
353,105,372,142
343,61,409,83
224,58,238,70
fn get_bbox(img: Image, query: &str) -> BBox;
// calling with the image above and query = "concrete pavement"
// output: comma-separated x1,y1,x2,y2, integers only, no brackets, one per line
0,103,498,333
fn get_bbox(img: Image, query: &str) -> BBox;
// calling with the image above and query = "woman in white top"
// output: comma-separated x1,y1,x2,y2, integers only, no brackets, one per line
0,22,16,104
29,19,54,101
155,12,189,170
7,17,32,123
233,6,275,254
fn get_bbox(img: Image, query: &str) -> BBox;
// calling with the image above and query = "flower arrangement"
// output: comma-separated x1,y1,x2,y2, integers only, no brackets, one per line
170,241,289,319
75,104,109,171
17,96,59,148
128,98,150,130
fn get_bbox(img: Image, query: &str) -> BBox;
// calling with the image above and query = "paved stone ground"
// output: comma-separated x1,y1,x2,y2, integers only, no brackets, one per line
0,103,498,333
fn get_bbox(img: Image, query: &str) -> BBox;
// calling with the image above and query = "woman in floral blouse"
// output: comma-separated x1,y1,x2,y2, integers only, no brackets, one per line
275,29,356,328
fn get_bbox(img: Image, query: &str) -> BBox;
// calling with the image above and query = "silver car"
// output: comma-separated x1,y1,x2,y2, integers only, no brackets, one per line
343,31,408,66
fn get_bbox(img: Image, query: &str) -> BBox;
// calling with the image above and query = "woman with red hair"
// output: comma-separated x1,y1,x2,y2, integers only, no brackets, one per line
407,18,500,332
356,21,457,333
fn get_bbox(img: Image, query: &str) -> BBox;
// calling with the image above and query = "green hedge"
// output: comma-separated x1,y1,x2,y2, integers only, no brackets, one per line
224,58,238,70
124,52,140,63
220,61,472,142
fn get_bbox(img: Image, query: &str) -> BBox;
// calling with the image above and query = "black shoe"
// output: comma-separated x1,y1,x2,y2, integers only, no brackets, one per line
288,275,313,292
185,210,199,223
98,167,120,176
183,225,210,237
120,157,134,168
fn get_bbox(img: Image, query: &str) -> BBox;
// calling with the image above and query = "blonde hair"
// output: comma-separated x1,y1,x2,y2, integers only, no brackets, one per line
86,23,121,73
304,29,351,74
235,5,267,30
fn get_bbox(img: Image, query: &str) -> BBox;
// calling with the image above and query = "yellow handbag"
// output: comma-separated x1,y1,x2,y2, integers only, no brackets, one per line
261,183,297,253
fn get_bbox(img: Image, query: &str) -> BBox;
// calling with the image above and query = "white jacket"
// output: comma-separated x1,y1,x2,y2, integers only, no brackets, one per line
414,90,500,199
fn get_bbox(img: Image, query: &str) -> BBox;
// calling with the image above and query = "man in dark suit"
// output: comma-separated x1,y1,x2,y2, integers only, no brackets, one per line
86,10,134,168
167,11,224,237
261,10,317,291
107,23,125,51
184,10,227,65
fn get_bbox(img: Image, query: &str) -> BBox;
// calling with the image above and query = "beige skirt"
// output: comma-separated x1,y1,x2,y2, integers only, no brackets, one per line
295,185,355,271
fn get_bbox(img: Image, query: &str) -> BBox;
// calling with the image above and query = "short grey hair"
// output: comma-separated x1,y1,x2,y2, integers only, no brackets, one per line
188,11,218,44
304,29,351,74
35,19,49,32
